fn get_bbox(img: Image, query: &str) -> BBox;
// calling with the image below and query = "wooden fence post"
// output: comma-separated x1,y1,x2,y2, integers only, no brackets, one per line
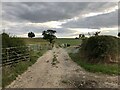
27,46,30,61
6,48,9,62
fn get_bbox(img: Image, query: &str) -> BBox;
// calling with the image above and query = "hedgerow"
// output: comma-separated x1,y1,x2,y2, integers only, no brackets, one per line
80,35,119,63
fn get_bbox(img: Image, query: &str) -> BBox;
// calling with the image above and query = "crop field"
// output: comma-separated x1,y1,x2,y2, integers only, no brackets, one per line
20,38,82,46
20,38,49,45
55,38,82,46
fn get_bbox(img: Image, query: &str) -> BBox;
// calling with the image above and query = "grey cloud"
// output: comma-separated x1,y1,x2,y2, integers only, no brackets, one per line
2,2,118,37
5,22,74,37
2,2,117,23
6,24,47,35
2,2,88,23
83,2,117,13
52,28,74,34
62,10,118,29
100,30,118,36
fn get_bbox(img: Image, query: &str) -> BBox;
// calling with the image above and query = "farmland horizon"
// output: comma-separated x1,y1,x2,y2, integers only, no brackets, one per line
1,1,119,89
1,29,118,38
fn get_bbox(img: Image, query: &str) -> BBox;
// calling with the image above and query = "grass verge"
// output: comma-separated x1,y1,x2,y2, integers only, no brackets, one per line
69,53,119,75
2,49,48,88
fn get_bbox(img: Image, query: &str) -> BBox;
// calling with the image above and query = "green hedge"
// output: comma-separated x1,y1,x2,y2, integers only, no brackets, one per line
80,35,119,63
2,33,25,48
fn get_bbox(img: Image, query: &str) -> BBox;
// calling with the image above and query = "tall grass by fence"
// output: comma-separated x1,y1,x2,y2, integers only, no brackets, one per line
2,44,51,87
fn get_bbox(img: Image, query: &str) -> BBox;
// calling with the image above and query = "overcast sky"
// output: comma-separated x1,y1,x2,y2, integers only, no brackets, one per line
2,2,118,38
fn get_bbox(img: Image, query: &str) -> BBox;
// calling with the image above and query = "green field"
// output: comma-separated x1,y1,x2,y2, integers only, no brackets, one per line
55,38,82,46
19,38,49,45
20,38,82,46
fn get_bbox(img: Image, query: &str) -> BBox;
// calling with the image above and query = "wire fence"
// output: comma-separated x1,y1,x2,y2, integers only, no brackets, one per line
2,46,30,66
2,44,50,66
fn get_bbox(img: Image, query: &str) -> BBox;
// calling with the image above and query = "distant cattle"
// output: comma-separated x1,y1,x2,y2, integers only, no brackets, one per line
60,43,70,48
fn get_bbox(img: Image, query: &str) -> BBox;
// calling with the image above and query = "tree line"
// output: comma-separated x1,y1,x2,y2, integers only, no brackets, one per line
28,30,56,45
28,30,120,43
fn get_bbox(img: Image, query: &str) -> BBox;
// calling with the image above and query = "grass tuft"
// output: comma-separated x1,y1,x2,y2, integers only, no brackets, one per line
51,54,59,65
61,80,69,84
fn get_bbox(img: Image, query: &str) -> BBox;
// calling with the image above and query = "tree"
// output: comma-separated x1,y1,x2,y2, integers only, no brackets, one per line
75,37,79,39
118,32,120,37
94,31,101,36
88,31,101,37
79,34,85,38
2,32,25,48
88,32,91,36
42,29,56,44
82,34,85,38
28,32,35,38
